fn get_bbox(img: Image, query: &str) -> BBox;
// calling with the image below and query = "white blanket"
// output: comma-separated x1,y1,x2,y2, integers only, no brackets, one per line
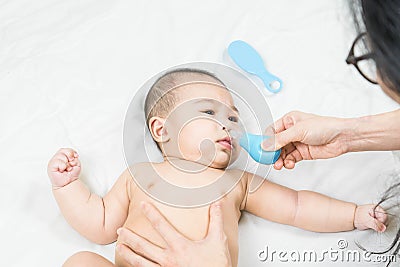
1,0,399,266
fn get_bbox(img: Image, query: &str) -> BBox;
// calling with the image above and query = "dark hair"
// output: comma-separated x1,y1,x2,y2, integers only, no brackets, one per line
144,68,224,128
350,1,400,265
144,68,225,151
356,176,400,267
350,0,400,95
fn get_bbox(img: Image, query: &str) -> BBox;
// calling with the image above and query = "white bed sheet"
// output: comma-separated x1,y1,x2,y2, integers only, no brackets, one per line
1,0,399,266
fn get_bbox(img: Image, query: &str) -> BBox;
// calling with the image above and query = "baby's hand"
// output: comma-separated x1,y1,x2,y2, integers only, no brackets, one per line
354,204,387,233
47,148,81,188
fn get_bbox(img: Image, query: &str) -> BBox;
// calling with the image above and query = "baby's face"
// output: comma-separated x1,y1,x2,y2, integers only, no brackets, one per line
162,83,241,169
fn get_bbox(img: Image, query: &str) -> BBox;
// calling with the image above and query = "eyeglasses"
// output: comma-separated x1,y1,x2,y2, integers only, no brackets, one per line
346,32,378,84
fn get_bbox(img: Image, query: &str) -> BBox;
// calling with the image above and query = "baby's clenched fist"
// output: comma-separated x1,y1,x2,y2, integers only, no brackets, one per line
47,148,81,188
354,204,387,233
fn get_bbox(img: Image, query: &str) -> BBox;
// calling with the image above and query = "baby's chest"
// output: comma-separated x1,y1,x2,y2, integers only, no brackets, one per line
122,185,242,247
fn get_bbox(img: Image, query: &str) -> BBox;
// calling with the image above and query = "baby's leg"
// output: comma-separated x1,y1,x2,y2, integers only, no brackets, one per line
63,251,114,267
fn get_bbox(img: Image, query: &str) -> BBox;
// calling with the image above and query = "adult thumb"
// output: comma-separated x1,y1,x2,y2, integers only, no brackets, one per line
206,202,226,241
262,126,303,151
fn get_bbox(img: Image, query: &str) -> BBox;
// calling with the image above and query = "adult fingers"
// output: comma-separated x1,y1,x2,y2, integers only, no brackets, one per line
268,114,290,134
206,202,226,241
116,243,160,267
269,111,311,134
272,143,295,170
282,148,305,169
264,114,297,151
273,157,284,170
141,202,185,246
117,228,166,264
262,126,304,151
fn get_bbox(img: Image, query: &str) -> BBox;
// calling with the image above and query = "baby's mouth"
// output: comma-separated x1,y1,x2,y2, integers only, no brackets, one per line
216,136,232,150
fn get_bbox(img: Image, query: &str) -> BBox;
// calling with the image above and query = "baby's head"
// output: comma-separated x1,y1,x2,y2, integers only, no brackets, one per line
144,68,241,169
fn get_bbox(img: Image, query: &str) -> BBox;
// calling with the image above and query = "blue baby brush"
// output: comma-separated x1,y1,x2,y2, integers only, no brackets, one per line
231,131,281,165
228,40,283,93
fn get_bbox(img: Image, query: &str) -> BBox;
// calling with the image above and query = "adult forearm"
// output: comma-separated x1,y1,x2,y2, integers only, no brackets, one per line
344,109,400,152
293,191,356,232
52,179,111,244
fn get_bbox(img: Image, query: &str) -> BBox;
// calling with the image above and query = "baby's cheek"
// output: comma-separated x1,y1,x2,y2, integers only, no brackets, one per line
177,126,202,156
231,149,240,162
180,126,218,161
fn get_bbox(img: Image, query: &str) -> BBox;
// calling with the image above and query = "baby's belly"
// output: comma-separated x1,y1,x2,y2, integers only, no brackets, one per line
115,193,240,267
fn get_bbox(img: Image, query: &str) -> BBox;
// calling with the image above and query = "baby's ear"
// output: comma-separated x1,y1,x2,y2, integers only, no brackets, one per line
148,116,169,143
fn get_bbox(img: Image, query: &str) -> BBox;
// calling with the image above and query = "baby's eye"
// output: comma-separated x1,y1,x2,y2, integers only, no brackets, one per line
229,116,238,122
202,110,215,115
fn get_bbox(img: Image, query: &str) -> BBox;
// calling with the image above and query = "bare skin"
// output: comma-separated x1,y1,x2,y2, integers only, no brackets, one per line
262,109,400,170
62,202,232,267
116,201,232,267
49,84,387,267
262,77,400,171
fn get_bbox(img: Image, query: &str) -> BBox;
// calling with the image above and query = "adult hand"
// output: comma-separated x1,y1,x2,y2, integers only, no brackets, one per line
116,201,232,267
262,111,351,170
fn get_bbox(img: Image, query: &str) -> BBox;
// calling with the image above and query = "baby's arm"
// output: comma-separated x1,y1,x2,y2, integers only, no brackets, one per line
47,148,131,244
243,173,387,233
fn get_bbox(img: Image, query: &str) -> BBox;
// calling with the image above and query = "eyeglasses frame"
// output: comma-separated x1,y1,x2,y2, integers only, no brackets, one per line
345,32,378,84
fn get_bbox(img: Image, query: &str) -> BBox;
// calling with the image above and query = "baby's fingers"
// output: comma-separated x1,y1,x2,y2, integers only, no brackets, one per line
374,206,388,224
68,157,81,167
365,207,387,232
57,148,78,161
49,159,68,173
69,165,81,177
370,218,387,233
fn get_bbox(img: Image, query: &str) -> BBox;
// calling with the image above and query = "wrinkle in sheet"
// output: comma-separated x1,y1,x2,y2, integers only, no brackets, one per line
0,0,117,76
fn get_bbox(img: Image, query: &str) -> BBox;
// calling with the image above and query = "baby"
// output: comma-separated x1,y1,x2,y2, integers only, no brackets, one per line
48,69,387,267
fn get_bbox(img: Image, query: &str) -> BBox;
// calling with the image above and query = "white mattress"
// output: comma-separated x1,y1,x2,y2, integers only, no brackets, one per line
1,0,399,266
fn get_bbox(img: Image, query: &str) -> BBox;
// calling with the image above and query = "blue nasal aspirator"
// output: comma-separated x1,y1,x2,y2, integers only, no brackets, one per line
228,40,283,93
232,131,281,165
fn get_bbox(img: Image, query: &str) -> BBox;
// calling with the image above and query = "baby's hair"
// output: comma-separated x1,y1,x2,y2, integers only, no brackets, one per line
144,68,225,128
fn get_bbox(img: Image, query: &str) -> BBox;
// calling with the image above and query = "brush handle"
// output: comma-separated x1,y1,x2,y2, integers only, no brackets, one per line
228,40,283,94
258,70,283,93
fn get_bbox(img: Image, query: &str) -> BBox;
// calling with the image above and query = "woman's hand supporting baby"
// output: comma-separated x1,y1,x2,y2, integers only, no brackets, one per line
116,202,232,267
48,148,234,266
